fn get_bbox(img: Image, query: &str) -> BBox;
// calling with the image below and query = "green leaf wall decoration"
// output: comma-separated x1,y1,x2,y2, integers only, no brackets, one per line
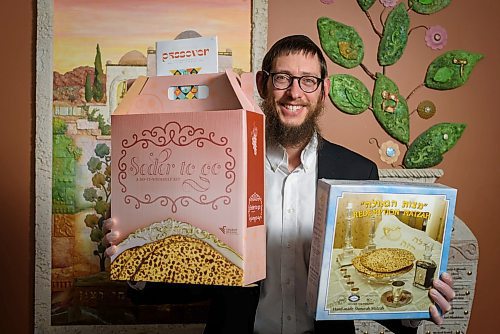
404,122,466,168
378,3,410,66
318,17,364,69
317,1,482,168
357,0,376,11
372,73,410,144
425,50,484,90
329,74,371,114
409,0,452,15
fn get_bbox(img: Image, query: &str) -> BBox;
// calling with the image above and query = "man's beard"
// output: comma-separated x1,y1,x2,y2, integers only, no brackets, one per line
261,95,323,148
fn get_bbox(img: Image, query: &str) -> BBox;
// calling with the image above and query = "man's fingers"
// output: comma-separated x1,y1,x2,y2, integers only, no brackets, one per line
433,277,455,302
103,230,119,258
106,231,120,245
103,218,115,234
102,218,119,257
102,218,119,254
440,272,454,289
430,287,452,313
428,274,456,326
105,245,117,258
429,304,444,325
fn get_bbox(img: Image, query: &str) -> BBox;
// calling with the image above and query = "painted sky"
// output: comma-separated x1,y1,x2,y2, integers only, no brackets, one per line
54,0,251,74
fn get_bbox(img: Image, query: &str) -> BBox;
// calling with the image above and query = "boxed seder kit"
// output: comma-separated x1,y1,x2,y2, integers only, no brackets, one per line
307,179,457,320
109,70,266,286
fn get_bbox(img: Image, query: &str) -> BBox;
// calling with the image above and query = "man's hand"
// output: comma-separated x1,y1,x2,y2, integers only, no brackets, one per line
103,218,119,257
103,219,146,289
429,272,455,325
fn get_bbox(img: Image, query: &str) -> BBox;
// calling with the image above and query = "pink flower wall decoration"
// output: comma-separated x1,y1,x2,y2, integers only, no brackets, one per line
425,25,448,50
379,0,398,8
379,140,401,164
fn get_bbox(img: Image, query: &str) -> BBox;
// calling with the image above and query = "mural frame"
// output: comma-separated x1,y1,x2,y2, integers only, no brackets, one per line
34,0,268,332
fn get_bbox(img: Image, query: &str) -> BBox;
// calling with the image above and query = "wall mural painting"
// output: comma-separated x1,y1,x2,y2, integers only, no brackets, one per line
50,0,252,326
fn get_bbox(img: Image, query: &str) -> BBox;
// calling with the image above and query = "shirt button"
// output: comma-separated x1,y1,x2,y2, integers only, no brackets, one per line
287,242,291,248
287,208,295,214
287,315,292,321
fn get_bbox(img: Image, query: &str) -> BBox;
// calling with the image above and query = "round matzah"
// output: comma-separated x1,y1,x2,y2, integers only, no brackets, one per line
352,256,413,279
359,248,415,273
111,234,243,286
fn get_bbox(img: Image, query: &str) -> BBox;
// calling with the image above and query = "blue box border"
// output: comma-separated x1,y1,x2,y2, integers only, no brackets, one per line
312,180,457,321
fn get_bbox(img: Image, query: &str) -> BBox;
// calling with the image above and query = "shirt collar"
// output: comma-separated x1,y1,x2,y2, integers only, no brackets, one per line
301,133,318,172
266,133,318,173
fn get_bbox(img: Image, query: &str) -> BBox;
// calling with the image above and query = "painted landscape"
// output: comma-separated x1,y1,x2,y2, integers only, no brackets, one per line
51,0,251,325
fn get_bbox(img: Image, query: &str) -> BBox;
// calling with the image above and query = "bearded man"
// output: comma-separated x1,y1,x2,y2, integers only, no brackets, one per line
107,34,456,334
204,34,455,334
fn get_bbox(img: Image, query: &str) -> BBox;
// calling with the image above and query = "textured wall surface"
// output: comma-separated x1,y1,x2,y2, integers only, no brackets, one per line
2,0,498,333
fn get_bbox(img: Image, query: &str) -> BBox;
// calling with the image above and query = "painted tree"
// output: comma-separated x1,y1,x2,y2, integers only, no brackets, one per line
84,73,92,103
83,143,111,271
92,44,105,102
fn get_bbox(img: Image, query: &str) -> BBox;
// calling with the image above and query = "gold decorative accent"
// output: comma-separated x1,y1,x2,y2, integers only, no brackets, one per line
381,90,399,113
453,57,468,77
417,100,436,119
338,41,358,60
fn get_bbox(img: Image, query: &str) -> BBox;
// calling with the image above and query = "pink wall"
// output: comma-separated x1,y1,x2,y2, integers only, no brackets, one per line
267,1,500,333
1,0,498,333
0,0,33,332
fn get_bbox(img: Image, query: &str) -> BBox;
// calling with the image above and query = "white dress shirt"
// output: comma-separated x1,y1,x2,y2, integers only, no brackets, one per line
254,135,318,334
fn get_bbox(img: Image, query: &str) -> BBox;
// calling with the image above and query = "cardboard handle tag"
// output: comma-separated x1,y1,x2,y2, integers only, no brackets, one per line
168,85,209,100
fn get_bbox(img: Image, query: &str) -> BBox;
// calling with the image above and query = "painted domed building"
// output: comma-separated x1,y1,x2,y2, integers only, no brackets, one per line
105,50,148,121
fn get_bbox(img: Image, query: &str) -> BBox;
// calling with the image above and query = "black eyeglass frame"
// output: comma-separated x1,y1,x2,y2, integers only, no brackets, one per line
262,70,324,93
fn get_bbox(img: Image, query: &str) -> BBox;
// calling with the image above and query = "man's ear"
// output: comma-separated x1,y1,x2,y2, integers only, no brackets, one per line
255,70,266,99
322,76,331,101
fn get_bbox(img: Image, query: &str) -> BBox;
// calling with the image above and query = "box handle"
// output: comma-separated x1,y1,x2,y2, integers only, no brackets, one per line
167,85,209,100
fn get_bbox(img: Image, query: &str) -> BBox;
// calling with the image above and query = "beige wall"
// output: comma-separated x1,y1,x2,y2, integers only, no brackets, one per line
1,0,498,333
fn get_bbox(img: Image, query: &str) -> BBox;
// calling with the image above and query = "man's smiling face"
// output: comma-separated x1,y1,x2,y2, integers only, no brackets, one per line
259,52,330,147
269,52,324,126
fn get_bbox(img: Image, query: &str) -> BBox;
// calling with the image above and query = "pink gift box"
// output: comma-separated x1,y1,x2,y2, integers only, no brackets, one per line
110,70,265,286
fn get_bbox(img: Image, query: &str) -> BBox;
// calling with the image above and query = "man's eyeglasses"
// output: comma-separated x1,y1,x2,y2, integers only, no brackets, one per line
263,70,323,93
